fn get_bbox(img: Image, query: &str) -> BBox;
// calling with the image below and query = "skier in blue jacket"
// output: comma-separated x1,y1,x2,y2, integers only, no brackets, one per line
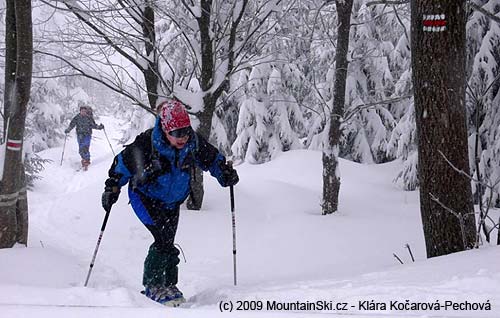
101,99,239,306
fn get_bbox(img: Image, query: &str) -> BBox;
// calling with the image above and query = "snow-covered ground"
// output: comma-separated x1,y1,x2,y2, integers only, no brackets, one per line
1,115,499,318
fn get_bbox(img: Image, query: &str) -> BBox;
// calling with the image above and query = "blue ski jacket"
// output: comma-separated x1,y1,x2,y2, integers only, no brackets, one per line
105,117,229,216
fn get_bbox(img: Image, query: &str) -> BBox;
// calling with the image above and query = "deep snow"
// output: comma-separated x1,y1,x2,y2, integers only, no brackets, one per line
0,115,499,318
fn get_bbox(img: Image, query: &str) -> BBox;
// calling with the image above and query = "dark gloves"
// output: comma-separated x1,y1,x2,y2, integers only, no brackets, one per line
98,124,104,130
220,161,239,187
102,185,120,211
64,128,70,134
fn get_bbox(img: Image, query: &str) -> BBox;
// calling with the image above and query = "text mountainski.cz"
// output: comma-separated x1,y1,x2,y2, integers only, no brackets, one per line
218,299,492,313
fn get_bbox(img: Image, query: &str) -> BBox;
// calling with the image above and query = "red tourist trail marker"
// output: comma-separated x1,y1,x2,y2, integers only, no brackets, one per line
423,14,446,32
6,139,22,151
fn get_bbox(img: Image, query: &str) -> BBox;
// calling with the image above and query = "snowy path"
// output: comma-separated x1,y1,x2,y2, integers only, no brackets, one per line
1,115,499,317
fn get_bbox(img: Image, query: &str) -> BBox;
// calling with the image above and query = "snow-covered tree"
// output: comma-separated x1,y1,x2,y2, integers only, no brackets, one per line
233,98,271,164
322,0,354,215
267,67,305,152
337,1,410,164
232,64,272,163
51,0,166,112
466,1,500,206
387,101,418,190
232,64,306,163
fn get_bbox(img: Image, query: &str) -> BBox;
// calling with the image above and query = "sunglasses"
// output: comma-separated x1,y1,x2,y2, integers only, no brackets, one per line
168,127,192,138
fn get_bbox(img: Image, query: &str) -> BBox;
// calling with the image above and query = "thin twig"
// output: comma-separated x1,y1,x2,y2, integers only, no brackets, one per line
429,193,475,250
404,243,414,262
437,150,500,190
367,0,408,5
343,95,412,122
393,253,404,264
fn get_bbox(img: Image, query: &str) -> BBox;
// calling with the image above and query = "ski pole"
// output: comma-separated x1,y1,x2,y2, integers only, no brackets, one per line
84,207,112,287
60,133,68,166
102,127,116,157
228,161,237,286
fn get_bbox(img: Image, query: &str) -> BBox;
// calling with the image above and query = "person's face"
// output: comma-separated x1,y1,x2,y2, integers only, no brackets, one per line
166,134,189,149
165,127,191,149
80,108,87,116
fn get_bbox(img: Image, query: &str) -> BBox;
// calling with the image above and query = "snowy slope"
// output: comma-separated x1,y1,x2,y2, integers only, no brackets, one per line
0,115,499,318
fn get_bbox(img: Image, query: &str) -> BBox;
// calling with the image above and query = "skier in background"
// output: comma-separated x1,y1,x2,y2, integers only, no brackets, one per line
65,104,104,170
100,99,239,306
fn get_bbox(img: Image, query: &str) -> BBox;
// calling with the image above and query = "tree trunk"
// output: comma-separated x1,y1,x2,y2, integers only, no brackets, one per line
142,2,159,110
186,0,247,210
322,0,354,215
0,0,32,248
187,0,215,210
0,0,18,248
187,94,216,210
16,169,29,245
411,0,476,257
3,0,16,141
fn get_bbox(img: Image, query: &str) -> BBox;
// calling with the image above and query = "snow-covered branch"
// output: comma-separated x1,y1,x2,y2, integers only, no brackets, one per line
35,49,155,115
